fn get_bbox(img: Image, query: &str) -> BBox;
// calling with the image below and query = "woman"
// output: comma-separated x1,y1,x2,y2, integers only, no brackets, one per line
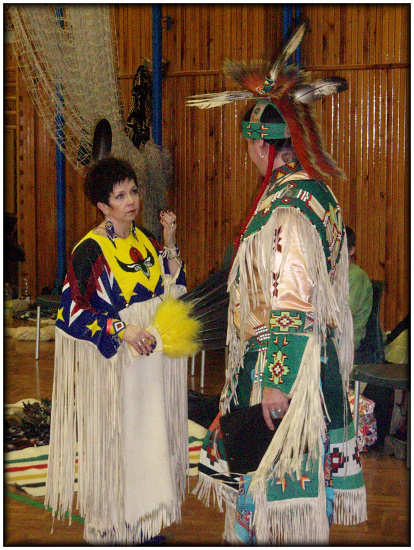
45,157,188,544
189,23,366,545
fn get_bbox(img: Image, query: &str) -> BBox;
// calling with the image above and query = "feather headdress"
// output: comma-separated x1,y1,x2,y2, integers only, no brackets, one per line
186,22,348,181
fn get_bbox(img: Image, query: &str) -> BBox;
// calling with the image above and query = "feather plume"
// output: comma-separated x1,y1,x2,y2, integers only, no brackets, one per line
186,90,255,109
148,297,201,357
268,21,308,83
275,96,345,180
292,77,348,104
223,59,270,88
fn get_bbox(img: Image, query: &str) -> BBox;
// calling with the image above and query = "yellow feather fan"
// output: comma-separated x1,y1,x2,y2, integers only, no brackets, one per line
148,297,201,357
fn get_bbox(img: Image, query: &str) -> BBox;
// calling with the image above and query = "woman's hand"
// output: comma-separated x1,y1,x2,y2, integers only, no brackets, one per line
123,325,156,356
261,386,290,430
160,209,177,247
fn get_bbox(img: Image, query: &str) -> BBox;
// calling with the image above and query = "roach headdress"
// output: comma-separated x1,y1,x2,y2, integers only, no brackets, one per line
187,22,348,181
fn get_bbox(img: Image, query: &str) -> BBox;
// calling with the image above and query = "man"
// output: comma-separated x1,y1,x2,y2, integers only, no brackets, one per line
188,22,366,545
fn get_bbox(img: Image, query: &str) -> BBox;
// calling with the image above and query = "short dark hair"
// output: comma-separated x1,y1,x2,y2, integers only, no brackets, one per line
84,157,138,206
243,103,292,150
345,226,356,251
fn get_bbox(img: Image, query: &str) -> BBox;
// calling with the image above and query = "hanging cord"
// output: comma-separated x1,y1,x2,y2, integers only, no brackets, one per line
230,144,276,268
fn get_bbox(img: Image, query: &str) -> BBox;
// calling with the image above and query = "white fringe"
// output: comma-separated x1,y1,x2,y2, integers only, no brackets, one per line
45,329,123,530
83,502,182,545
220,288,245,413
223,500,243,544
249,349,266,406
253,458,329,545
192,472,238,513
332,230,354,393
250,335,325,490
333,486,368,525
46,293,188,544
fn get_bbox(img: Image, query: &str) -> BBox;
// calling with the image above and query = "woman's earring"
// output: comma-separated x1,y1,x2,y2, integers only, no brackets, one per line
105,219,117,247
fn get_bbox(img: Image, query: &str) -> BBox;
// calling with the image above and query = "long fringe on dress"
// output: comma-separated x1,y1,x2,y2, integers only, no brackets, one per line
45,296,188,545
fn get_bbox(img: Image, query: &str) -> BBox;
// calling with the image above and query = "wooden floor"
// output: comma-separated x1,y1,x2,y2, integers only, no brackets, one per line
4,338,410,546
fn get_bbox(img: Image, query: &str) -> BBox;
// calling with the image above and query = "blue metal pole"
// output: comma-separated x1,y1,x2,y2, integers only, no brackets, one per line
55,7,66,293
282,4,293,43
294,5,302,66
152,5,162,147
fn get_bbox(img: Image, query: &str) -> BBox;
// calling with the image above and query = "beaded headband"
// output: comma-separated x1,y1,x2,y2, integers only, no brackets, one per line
241,100,289,140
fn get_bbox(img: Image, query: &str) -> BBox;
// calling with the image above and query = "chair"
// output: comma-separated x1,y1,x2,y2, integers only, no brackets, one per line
190,338,227,389
184,267,229,389
35,294,61,359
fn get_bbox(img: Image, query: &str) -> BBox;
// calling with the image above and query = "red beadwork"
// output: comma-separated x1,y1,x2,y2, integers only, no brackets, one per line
129,247,143,262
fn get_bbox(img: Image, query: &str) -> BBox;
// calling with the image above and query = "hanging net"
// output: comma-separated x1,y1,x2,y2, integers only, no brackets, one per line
9,5,170,237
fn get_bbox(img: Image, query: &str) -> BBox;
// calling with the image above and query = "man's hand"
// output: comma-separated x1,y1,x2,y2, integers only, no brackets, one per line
261,386,290,430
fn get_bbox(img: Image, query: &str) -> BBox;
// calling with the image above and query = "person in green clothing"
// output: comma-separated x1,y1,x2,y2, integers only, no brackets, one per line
346,226,393,448
346,226,373,351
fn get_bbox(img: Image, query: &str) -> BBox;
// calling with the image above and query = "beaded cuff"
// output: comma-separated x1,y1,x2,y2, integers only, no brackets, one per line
107,318,127,339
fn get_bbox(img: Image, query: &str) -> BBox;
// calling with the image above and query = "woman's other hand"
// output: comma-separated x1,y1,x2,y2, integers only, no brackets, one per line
160,209,177,247
123,325,156,356
261,386,290,430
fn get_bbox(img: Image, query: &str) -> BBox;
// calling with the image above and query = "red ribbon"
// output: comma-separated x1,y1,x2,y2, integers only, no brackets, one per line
230,144,276,268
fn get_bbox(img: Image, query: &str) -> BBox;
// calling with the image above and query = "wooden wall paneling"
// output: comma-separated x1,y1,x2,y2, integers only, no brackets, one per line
354,68,368,264
381,5,392,64
180,76,194,282
196,76,207,278
391,67,405,329
204,92,216,271
182,75,192,277
214,82,226,267
385,67,408,330
199,6,209,69
262,5,278,60
5,129,17,214
35,116,57,294
183,7,194,71
399,68,409,328
400,6,408,64
231,6,242,61
64,163,96,259
17,75,37,298
172,5,184,73
4,43,18,216
332,5,344,66
119,77,131,123
300,4,409,67
383,67,396,330
362,5,373,65
178,74,187,275
374,69,387,281
113,5,153,77
346,70,358,225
